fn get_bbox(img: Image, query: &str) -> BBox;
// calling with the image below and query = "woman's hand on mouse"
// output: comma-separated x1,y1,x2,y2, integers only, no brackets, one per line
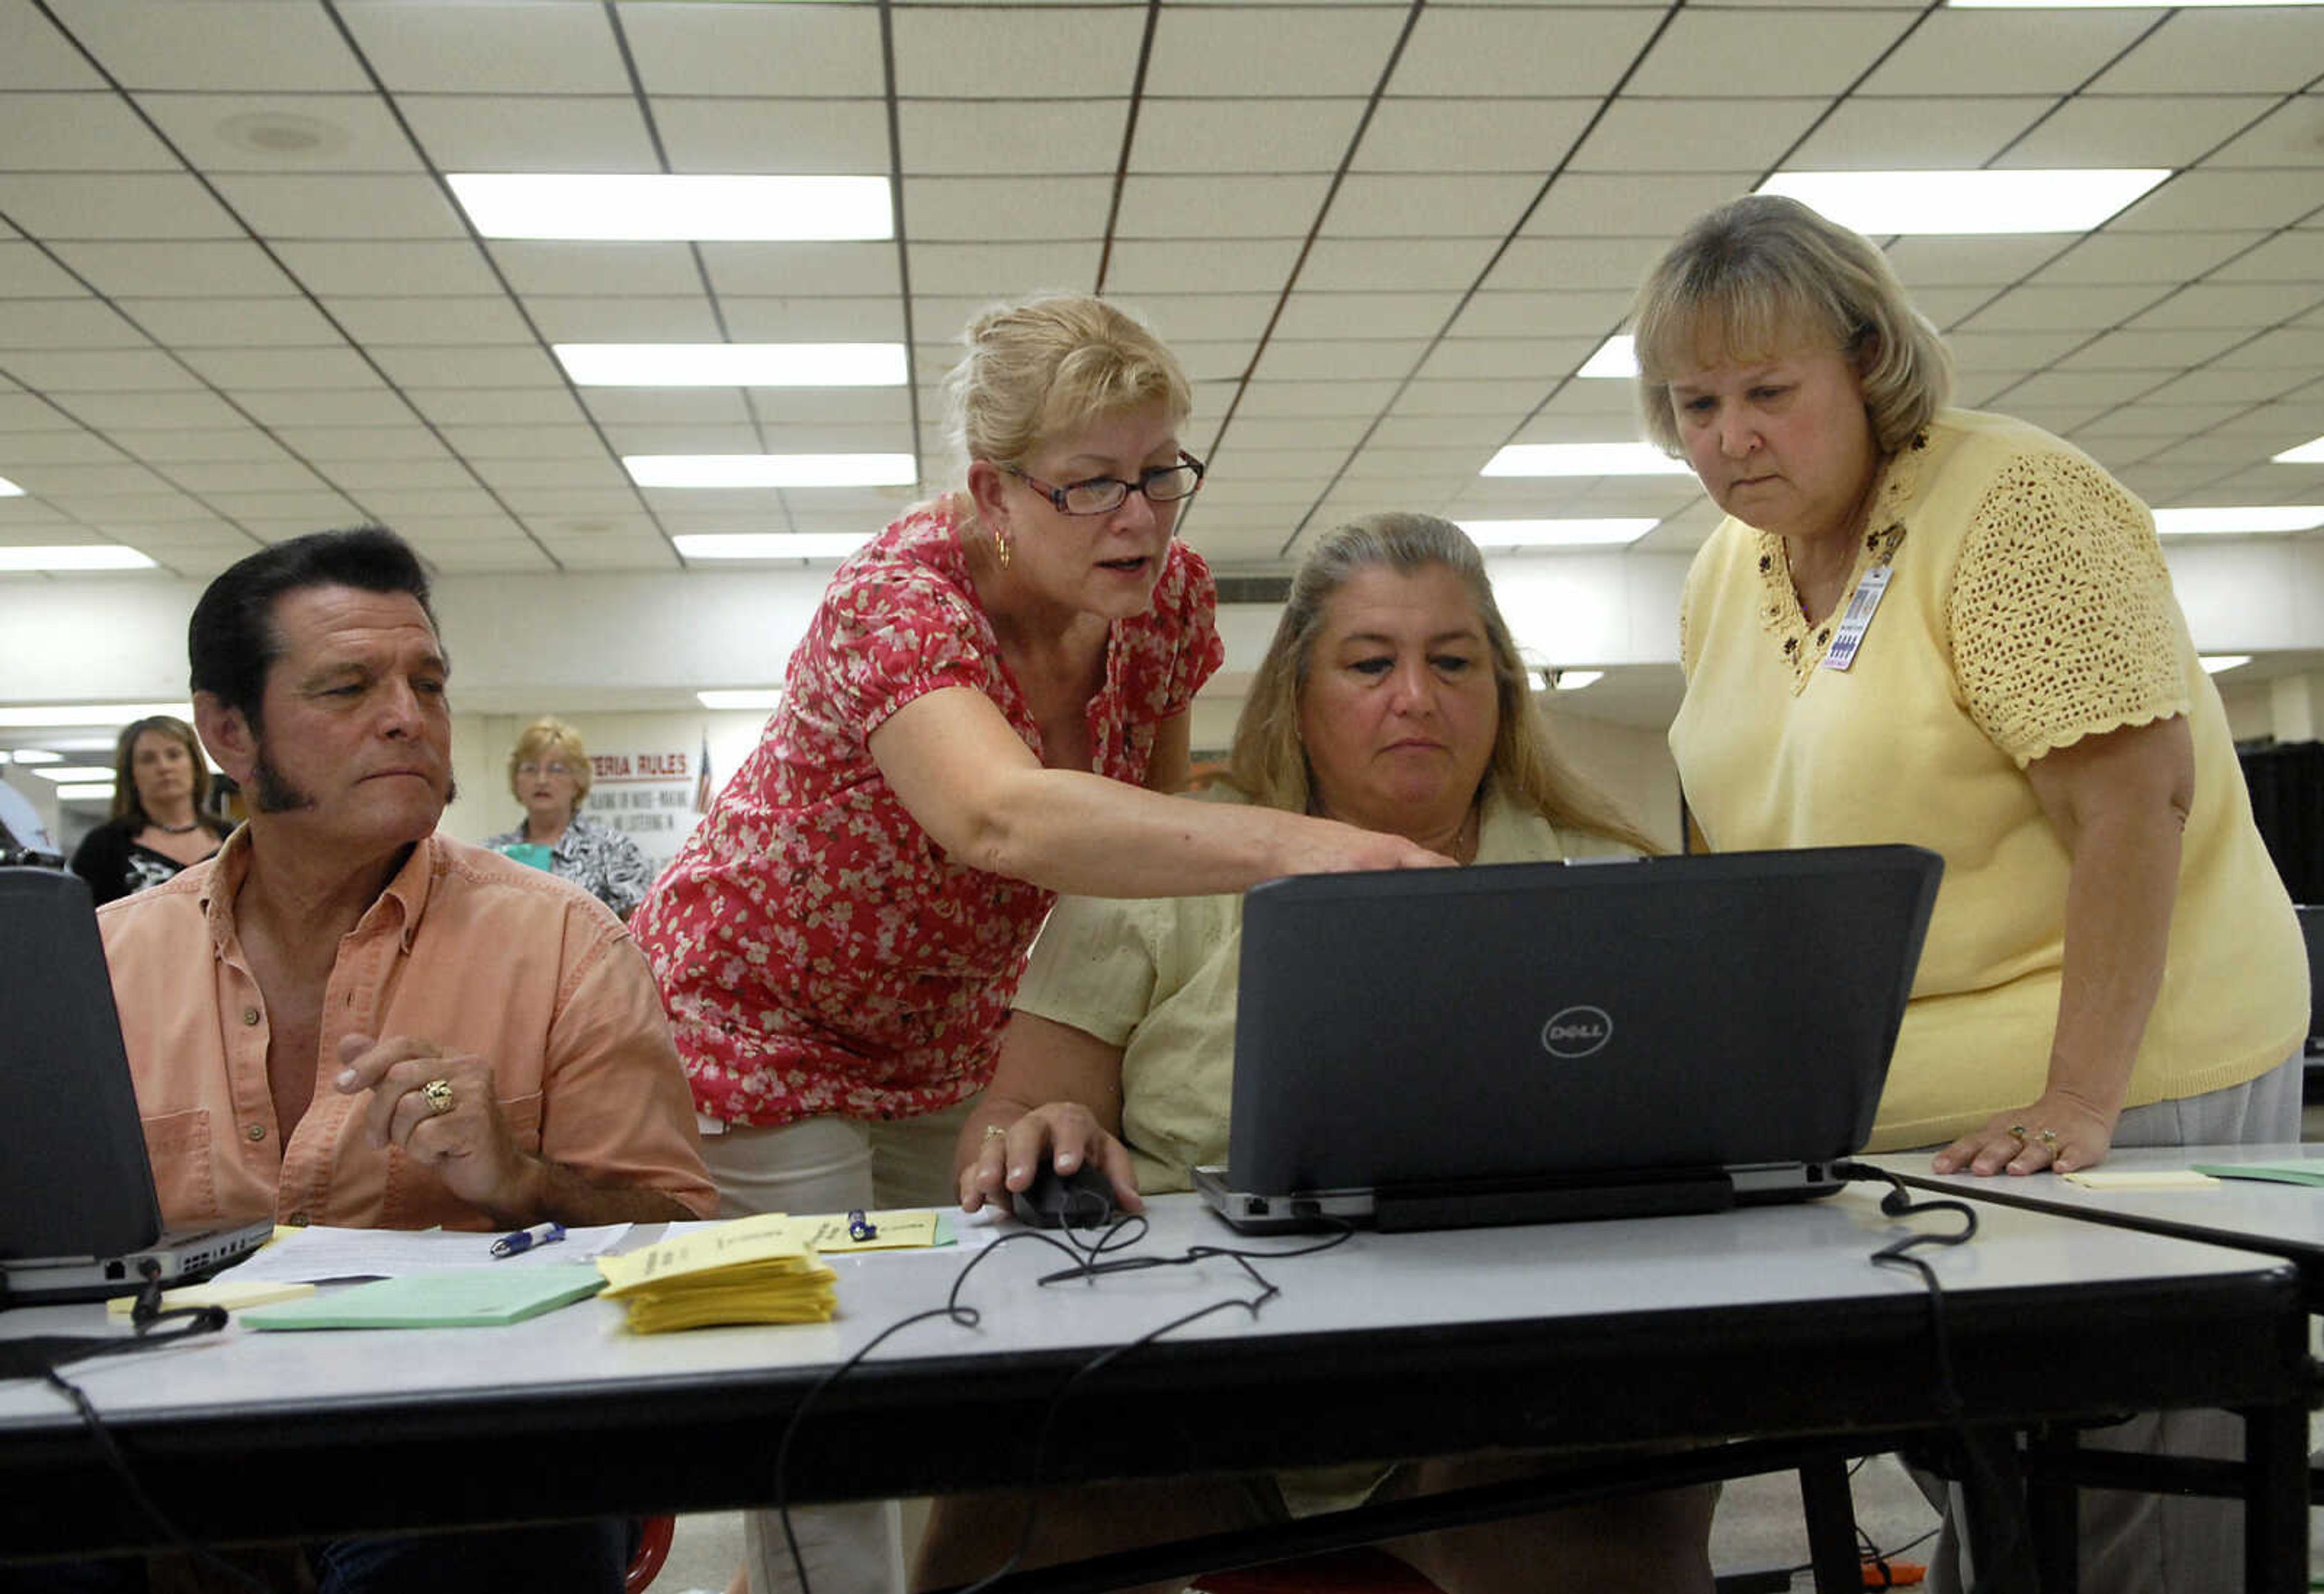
959,1103,1143,1216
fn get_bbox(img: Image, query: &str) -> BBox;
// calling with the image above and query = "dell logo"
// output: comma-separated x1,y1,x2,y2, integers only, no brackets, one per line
1540,1006,1613,1059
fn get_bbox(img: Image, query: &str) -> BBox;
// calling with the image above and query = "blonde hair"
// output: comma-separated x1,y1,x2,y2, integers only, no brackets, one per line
507,716,592,811
944,294,1191,493
110,714,215,829
1632,194,1952,458
1226,513,1659,855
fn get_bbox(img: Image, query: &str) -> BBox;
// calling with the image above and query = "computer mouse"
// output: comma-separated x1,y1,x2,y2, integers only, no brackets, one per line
1011,1158,1118,1229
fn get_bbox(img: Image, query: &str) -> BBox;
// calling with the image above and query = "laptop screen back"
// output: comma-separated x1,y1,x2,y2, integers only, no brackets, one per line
0,866,166,1260
1226,844,1942,1200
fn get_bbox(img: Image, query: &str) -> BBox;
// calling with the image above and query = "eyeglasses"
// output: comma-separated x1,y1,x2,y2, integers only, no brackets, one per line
516,760,574,777
1003,452,1206,517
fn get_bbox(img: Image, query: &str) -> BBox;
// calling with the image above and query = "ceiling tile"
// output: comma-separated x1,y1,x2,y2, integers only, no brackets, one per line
1627,10,1915,98
402,387,587,426
2032,231,2270,287
579,389,750,427
1451,288,1633,342
467,457,628,491
1250,339,1429,383
1116,174,1332,240
1355,98,1598,176
1883,236,2073,289
44,0,370,91
340,1,630,94
0,174,241,240
435,423,607,461
0,91,177,170
1112,293,1276,345
1568,97,1827,176
2207,94,2324,171
211,174,467,241
398,95,658,174
0,297,148,351
323,295,537,347
234,388,421,426
1418,337,1598,383
2131,281,2324,331
2111,170,2324,234
0,5,105,90
622,2,887,98
1481,237,1664,294
1393,379,1563,418
1274,290,1464,343
2,349,199,392
185,347,382,391
1100,238,1305,295
116,427,295,464
526,295,725,344
486,240,707,297
1521,174,1750,240
1998,96,2282,171
54,390,253,429
367,344,563,389
273,239,504,297
160,457,332,494
1857,11,2155,98
1391,9,1666,98
1325,174,1543,239
720,297,908,341
113,297,343,349
908,240,1102,297
0,394,80,430
1132,99,1367,176
1147,7,1410,99
51,240,300,298
271,426,456,463
699,241,901,298
896,7,1149,99
1957,283,2175,334
0,428,123,464
0,243,91,298
1787,96,2052,170
900,101,1126,179
657,97,894,176
907,177,1115,242
2092,12,2324,97
2210,231,2324,285
136,90,425,176
1299,236,1500,293
2054,326,2253,372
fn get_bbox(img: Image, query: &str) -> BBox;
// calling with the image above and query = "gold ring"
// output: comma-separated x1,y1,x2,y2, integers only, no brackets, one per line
2036,1128,2060,1147
421,1077,455,1116
982,1124,1006,1142
2006,1123,2028,1142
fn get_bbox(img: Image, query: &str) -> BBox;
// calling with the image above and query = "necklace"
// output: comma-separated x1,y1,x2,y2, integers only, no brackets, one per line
151,820,202,835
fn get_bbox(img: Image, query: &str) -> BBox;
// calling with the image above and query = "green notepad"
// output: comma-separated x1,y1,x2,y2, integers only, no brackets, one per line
241,1265,606,1330
2188,1158,2324,1189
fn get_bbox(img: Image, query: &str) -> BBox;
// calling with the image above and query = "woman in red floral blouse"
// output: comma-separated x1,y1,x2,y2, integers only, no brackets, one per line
635,293,1447,1594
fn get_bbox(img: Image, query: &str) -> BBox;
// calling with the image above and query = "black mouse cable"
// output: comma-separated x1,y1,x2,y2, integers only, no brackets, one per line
1834,1163,2033,1594
1034,1217,1357,1287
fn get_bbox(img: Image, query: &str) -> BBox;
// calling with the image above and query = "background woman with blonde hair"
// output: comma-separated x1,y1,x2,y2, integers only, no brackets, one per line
483,715,654,920
629,297,1449,1594
68,714,231,906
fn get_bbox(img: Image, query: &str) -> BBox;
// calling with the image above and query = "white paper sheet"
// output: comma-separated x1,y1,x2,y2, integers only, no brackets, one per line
219,1223,633,1283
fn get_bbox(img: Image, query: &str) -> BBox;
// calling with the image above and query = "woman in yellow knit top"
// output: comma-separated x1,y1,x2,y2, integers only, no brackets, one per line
1633,193,2306,1593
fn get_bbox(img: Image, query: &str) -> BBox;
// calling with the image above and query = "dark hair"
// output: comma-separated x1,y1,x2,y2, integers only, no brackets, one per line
188,527,437,724
108,714,215,830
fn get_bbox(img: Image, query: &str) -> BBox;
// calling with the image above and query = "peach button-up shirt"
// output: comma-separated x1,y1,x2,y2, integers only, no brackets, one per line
99,828,715,1232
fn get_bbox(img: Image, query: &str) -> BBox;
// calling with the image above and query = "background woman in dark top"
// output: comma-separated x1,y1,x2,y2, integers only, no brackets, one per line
68,714,231,905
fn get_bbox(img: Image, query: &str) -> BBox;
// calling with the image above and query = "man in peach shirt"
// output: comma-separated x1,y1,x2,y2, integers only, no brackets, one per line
95,525,713,1593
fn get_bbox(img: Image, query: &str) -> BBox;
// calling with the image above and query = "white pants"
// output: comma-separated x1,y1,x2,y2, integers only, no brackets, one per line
701,1104,976,1594
1923,1052,2303,1594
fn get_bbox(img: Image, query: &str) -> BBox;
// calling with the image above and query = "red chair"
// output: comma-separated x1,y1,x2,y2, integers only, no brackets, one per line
626,1514,676,1593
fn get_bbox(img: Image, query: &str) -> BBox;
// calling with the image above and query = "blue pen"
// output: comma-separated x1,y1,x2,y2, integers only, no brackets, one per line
491,1221,566,1259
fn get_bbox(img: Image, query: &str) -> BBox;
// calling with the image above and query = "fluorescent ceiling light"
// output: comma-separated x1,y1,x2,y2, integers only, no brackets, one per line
29,765,116,783
1552,670,1605,692
447,174,892,242
697,689,786,711
1758,169,2169,235
4,748,61,764
0,475,22,496
1461,519,1658,549
2199,656,2253,674
0,544,156,571
675,533,875,562
2271,437,2324,465
0,701,192,728
556,343,907,388
2152,506,2324,538
630,455,915,490
1483,443,1692,478
53,783,114,802
1576,336,1638,380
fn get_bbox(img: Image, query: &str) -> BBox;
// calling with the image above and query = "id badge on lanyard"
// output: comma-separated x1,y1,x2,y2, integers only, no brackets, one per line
1819,564,1892,673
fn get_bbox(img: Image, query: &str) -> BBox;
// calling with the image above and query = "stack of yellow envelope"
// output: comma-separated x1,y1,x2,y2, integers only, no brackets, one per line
596,1213,839,1333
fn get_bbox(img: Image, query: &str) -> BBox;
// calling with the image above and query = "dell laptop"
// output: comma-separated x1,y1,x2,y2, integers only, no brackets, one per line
0,866,271,1305
1195,844,1943,1233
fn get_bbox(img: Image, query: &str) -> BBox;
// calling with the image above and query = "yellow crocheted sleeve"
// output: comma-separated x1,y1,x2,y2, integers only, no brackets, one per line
1946,448,2188,769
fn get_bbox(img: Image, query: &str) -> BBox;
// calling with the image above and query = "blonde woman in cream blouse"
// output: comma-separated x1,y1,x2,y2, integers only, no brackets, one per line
1635,193,2305,1594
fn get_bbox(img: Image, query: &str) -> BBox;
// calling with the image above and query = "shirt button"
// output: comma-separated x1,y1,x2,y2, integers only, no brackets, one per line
241,1007,261,1026
245,1123,266,1142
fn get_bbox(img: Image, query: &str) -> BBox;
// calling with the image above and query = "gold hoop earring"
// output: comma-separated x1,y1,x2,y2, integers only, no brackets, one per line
993,524,1011,570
